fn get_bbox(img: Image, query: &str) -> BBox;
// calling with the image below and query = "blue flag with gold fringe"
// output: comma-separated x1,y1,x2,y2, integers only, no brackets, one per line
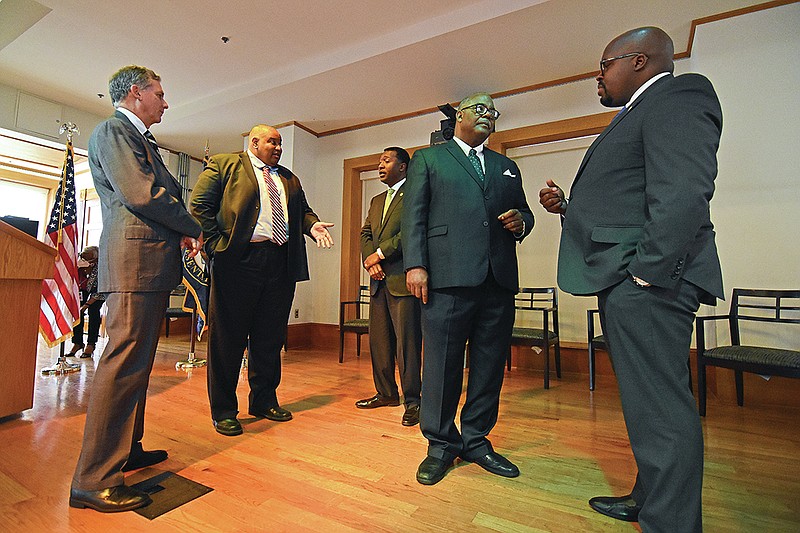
181,249,208,340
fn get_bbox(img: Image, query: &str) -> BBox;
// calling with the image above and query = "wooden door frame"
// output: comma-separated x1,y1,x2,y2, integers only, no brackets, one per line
338,110,617,307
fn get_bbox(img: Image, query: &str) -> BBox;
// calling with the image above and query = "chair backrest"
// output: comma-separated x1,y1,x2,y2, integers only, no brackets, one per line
514,287,558,333
729,288,800,346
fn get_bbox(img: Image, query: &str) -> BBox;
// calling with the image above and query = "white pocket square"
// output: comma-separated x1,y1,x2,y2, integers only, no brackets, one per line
503,169,517,178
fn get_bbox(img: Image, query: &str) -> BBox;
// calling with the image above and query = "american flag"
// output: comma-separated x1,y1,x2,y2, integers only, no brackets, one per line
39,140,81,347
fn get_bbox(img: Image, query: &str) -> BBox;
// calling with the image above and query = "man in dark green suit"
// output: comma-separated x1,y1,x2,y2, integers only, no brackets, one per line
191,125,334,437
403,93,534,485
540,28,723,532
356,147,422,427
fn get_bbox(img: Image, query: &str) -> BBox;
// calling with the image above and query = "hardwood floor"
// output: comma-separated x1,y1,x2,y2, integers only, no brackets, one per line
1,334,799,532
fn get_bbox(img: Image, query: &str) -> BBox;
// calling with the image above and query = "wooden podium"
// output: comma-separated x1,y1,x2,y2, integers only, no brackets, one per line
0,220,57,418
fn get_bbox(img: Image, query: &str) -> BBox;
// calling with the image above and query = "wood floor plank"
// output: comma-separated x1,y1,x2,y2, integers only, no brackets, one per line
0,335,798,531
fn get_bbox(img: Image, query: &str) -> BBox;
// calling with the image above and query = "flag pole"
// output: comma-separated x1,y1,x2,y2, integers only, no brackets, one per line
41,122,81,375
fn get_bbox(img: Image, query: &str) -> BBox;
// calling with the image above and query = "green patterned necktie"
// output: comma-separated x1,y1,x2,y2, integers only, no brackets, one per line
468,148,484,181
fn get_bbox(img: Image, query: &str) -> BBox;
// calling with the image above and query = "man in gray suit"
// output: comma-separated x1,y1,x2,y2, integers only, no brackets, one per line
539,28,723,532
70,65,203,513
403,93,534,485
356,147,422,427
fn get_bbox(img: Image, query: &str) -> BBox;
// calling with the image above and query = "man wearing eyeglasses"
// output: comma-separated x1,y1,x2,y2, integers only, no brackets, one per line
403,92,534,485
539,27,723,532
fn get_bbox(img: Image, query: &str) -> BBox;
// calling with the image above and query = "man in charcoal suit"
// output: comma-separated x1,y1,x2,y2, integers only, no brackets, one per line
403,92,534,485
356,147,422,427
191,124,334,437
71,65,203,513
539,27,723,532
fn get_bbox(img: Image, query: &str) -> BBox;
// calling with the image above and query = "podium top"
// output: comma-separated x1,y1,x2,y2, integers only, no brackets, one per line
0,220,57,280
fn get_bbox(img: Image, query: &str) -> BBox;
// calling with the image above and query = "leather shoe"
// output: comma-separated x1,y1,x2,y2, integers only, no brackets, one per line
69,485,152,512
122,448,168,472
355,394,401,409
416,456,452,485
249,406,293,422
465,451,519,478
213,418,243,436
588,494,641,522
401,404,420,426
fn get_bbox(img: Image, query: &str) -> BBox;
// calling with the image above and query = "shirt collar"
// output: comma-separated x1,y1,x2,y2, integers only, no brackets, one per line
248,149,277,172
387,178,406,191
626,71,671,108
116,106,147,134
453,135,484,157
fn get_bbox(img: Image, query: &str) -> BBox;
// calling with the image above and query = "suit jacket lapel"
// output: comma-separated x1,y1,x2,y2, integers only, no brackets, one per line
573,74,673,185
377,185,403,237
445,140,484,188
483,149,501,189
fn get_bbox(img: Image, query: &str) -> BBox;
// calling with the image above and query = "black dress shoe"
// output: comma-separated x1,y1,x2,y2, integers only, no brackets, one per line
401,405,420,426
249,406,293,422
355,394,401,409
122,448,168,472
416,456,452,485
69,485,152,513
213,418,243,436
465,451,520,478
588,494,641,522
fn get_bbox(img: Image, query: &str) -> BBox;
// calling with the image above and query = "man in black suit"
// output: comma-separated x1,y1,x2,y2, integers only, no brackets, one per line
539,27,723,532
356,147,422,427
191,124,334,437
403,93,534,485
71,65,203,513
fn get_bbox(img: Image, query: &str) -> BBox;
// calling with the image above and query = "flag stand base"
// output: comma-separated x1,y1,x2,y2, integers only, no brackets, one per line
42,355,80,375
176,351,206,370
176,309,206,370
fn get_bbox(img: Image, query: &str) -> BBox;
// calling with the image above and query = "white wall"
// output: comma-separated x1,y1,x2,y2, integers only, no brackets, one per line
299,3,800,352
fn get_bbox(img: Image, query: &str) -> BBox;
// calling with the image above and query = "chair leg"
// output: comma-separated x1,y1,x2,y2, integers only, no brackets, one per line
697,359,707,416
356,334,361,358
554,342,562,378
165,316,170,338
588,344,596,391
338,331,344,363
735,370,744,406
543,344,550,390
507,347,512,371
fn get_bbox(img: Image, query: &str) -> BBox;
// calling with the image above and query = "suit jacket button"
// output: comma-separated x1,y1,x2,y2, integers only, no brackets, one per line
483,221,489,227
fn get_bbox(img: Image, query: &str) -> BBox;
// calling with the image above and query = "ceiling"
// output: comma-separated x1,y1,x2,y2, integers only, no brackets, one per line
0,0,764,158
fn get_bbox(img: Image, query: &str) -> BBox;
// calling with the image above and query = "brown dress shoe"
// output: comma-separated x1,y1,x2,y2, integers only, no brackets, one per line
355,394,401,409
69,485,152,513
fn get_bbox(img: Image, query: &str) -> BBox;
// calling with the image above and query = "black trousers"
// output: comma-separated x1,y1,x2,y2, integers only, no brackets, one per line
419,274,514,461
598,277,704,533
207,241,295,421
72,289,103,346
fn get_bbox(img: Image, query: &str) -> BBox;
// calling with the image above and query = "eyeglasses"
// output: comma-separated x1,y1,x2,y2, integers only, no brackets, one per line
599,52,642,74
460,103,501,120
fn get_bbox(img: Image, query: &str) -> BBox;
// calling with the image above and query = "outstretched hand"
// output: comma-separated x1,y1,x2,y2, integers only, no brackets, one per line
538,179,566,214
311,222,335,248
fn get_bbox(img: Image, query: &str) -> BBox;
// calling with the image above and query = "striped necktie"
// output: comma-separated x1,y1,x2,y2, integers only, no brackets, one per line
263,167,287,245
468,148,484,181
143,130,163,161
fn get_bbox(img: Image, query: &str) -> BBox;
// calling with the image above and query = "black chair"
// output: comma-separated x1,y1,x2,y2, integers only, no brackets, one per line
511,287,561,389
696,288,800,416
587,309,607,391
164,285,191,337
338,285,371,363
